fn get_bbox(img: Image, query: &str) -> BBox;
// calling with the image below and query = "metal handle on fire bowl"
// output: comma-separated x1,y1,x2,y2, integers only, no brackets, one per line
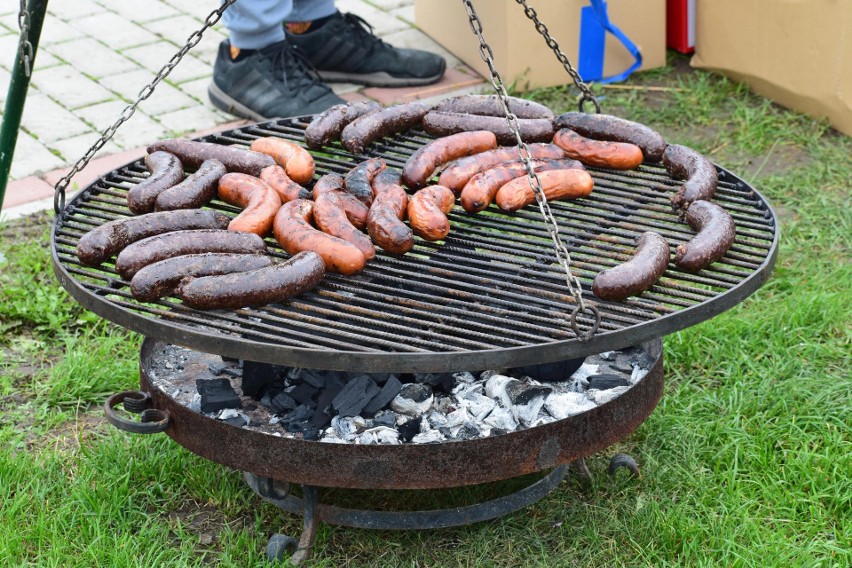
105,390,170,434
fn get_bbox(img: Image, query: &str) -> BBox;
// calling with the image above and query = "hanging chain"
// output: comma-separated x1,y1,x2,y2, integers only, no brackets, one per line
461,0,599,340
53,0,237,213
18,0,34,77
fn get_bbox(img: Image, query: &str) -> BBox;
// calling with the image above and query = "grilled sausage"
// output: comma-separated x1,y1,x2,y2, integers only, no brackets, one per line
126,151,184,214
495,168,594,212
218,173,283,236
553,128,644,170
345,158,386,206
553,112,667,162
154,159,227,211
179,252,325,310
368,169,413,255
401,131,498,190
147,139,275,176
313,191,376,260
421,111,555,145
438,143,567,193
130,253,273,302
674,200,736,272
304,100,382,149
259,165,311,203
249,137,315,184
115,229,267,280
592,232,670,301
312,172,346,200
76,209,232,267
273,199,367,275
663,144,718,210
434,94,554,119
341,102,432,154
407,185,455,241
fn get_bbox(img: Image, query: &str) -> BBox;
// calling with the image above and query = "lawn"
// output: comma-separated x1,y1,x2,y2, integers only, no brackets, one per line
1,54,849,567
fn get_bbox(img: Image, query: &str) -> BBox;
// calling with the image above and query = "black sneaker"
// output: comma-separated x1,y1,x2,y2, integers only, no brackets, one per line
208,39,344,120
286,12,446,87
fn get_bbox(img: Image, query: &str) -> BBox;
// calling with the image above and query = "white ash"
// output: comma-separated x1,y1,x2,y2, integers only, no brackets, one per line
587,386,630,405
544,392,597,420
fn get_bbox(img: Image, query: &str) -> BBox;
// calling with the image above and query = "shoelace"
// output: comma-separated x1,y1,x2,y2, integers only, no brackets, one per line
266,42,329,93
341,12,388,55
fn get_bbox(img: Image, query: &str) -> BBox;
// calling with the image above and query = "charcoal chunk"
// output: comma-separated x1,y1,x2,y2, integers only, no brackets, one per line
361,376,403,416
456,422,480,440
372,411,397,428
311,383,344,427
628,350,655,370
415,372,454,392
241,360,284,399
300,369,343,389
290,383,319,408
588,374,630,390
196,378,241,413
368,373,395,385
270,393,298,414
397,417,421,442
506,381,552,405
332,375,379,417
509,357,585,382
280,405,314,432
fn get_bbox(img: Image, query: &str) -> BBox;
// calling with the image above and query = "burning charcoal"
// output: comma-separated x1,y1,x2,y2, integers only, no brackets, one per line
455,422,480,440
331,415,369,441
280,405,314,432
218,408,248,427
270,392,297,414
484,374,514,407
508,357,585,382
411,429,446,444
587,374,630,390
544,391,596,420
241,361,285,399
358,426,400,445
598,351,616,361
630,366,648,384
290,383,320,408
332,375,379,417
311,383,344,427
196,378,241,413
490,427,508,436
452,371,476,384
483,406,518,431
455,392,496,421
426,410,449,430
628,349,655,370
187,393,201,413
506,381,552,405
372,411,397,428
479,370,504,382
587,385,630,405
320,429,348,444
415,372,455,392
512,396,548,427
207,361,230,375
390,384,433,417
453,381,484,397
397,417,421,442
361,376,403,416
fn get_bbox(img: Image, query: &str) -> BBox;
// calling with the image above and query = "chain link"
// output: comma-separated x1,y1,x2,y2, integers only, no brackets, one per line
18,0,34,77
53,0,238,213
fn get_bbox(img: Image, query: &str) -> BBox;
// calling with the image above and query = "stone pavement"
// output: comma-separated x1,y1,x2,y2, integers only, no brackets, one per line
0,0,487,220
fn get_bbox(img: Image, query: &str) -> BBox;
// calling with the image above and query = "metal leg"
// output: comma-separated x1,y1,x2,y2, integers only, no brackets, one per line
263,485,319,566
608,453,640,477
568,458,593,484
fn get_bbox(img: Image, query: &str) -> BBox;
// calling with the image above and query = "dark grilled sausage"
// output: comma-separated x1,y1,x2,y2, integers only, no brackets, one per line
273,199,367,275
249,137,315,184
495,168,594,212
438,143,567,193
130,253,273,302
304,100,382,149
126,151,184,214
592,232,670,301
218,173,283,236
313,191,375,260
554,112,667,162
368,169,413,255
115,229,267,280
421,111,555,145
179,252,325,310
674,200,736,272
154,159,226,211
259,165,311,203
407,185,455,241
434,94,554,119
401,131,498,190
663,144,718,210
147,139,275,175
345,158,386,206
552,129,644,170
76,209,231,267
341,102,432,154
312,172,346,201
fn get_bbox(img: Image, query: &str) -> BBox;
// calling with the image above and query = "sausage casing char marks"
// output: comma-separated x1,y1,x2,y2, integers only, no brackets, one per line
115,229,267,280
76,209,231,266
259,165,311,203
674,200,736,273
401,130,498,190
407,185,455,241
179,252,326,310
368,169,413,255
130,252,273,302
313,191,376,259
341,102,432,154
273,199,367,275
304,100,382,149
434,94,554,119
312,172,346,201
662,144,718,210
422,111,555,145
344,157,385,206
552,129,644,170
495,168,594,212
154,159,226,211
438,143,567,193
592,232,670,301
554,112,667,162
147,139,275,175
249,137,315,184
218,173,283,236
126,151,184,214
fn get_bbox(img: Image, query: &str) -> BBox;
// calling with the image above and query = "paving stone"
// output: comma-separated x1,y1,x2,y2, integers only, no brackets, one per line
367,0,414,10
379,28,462,69
389,4,416,25
42,146,147,190
100,0,181,23
47,131,123,163
46,0,104,20
20,93,92,143
39,16,86,45
107,111,168,149
0,34,21,71
31,65,116,109
0,66,9,105
69,12,160,50
98,69,179,105
362,65,484,105
0,15,16,34
159,0,221,19
146,14,227,59
121,41,211,84
32,51,62,69
157,105,230,137
8,132,65,180
1,176,56,210
73,99,132,129
48,37,138,78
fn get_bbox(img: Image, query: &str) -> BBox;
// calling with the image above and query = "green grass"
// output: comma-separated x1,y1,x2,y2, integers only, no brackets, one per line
1,55,850,566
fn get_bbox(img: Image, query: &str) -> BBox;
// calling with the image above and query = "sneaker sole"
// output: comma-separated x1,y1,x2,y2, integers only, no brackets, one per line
208,82,272,122
317,69,445,88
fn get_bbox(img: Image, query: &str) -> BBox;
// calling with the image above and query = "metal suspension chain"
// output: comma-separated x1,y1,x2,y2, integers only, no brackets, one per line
18,0,34,77
52,0,238,214
460,0,600,340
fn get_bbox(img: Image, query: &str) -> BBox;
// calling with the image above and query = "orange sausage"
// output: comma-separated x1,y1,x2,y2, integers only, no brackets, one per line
368,169,413,255
249,137,315,184
217,173,282,236
312,172,346,201
553,129,644,170
313,191,375,260
437,143,566,194
259,165,310,203
407,185,455,241
401,130,498,190
495,169,594,212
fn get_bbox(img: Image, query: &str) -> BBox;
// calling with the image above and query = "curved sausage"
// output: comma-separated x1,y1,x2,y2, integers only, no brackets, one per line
147,139,274,175
407,185,455,241
438,143,567,193
345,158,386,206
130,253,273,302
312,172,346,201
341,102,432,154
421,111,555,145
401,131,498,190
674,200,736,273
313,191,375,260
553,112,667,162
179,252,326,310
663,144,718,210
218,173,283,236
259,165,311,203
154,159,227,211
304,100,382,149
592,232,670,301
552,129,644,170
368,169,413,255
76,209,232,267
273,199,367,275
126,151,184,214
434,94,554,119
495,168,594,212
115,229,267,280
249,137,315,184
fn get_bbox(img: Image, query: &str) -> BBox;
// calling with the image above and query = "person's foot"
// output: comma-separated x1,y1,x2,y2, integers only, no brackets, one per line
286,12,446,87
208,39,344,120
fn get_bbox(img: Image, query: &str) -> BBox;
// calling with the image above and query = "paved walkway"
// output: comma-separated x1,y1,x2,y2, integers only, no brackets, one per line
0,0,486,220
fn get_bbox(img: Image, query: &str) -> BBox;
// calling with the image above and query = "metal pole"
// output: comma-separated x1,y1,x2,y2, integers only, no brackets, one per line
0,0,49,216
